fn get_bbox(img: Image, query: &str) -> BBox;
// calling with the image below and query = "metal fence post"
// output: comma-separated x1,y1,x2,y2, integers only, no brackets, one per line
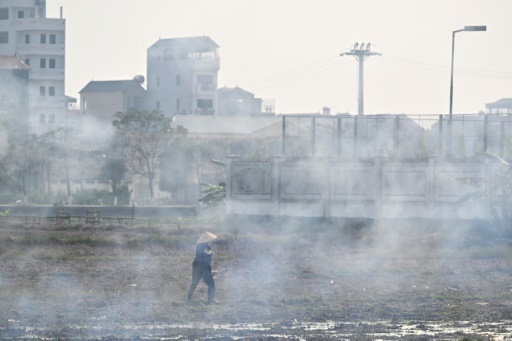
483,114,488,153
353,116,358,159
337,117,342,159
500,120,505,157
281,116,286,156
438,115,443,156
311,116,316,157
394,115,400,158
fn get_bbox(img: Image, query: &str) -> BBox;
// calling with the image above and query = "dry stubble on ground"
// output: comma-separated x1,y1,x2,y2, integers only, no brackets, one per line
0,219,512,339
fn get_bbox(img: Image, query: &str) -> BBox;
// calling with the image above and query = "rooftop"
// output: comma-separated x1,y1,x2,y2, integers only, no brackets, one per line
486,98,512,109
79,80,145,93
0,55,30,69
149,36,219,51
218,86,255,97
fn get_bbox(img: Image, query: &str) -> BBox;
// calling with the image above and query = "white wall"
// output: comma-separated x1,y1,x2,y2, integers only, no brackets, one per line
227,156,490,220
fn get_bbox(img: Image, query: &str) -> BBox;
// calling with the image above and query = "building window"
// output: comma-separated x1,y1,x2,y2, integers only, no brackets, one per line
0,32,8,44
25,34,30,44
39,86,46,96
49,114,55,124
40,34,46,44
40,114,46,124
156,77,160,86
164,48,174,60
176,99,180,109
0,8,8,20
49,34,56,44
176,75,181,86
197,74,214,91
197,75,213,85
49,58,56,69
197,99,214,114
24,58,30,66
40,58,46,68
128,96,143,110
49,86,55,96
17,10,24,19
197,99,213,109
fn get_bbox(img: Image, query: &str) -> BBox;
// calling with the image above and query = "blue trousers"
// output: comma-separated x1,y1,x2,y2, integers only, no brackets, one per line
187,260,215,302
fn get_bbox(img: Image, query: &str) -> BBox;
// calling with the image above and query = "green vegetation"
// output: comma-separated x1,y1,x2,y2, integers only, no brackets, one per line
199,182,226,207
0,208,10,222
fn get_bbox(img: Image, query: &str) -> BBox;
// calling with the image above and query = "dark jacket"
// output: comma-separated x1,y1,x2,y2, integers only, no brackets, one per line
194,242,212,267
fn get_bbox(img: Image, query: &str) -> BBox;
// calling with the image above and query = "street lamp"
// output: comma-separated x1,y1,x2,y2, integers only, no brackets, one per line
448,25,486,157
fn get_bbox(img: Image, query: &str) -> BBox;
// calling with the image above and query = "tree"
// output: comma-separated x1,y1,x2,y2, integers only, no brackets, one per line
0,161,19,196
6,129,65,203
99,158,127,195
98,137,128,196
113,109,185,198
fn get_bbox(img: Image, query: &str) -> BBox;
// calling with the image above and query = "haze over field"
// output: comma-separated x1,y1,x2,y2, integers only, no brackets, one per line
48,0,512,116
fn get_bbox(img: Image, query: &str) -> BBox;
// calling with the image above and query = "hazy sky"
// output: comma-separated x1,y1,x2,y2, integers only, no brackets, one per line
47,0,511,116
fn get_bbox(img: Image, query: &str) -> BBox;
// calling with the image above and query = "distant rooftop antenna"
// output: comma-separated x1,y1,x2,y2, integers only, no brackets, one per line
340,42,381,115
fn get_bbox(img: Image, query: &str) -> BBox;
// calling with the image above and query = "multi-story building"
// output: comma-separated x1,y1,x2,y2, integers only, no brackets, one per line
0,54,29,143
0,0,65,136
146,36,220,118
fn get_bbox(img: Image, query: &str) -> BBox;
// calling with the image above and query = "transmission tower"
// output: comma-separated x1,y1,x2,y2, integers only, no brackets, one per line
340,43,381,115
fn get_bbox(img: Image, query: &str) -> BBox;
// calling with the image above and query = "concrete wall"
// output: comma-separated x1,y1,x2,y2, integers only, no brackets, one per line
0,205,196,219
226,156,490,219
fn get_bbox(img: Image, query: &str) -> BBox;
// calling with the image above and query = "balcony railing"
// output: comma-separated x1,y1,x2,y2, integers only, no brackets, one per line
196,83,216,93
17,43,65,56
195,108,215,115
30,96,65,106
10,18,65,31
29,69,65,80
168,56,220,70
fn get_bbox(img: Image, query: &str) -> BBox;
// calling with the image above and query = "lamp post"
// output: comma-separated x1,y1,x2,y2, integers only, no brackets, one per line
448,25,486,157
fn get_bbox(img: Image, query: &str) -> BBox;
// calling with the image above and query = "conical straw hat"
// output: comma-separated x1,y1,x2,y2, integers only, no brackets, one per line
197,231,217,244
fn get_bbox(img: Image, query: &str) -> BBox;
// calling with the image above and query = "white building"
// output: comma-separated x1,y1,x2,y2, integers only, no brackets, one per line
0,0,65,136
146,36,220,118
217,86,263,116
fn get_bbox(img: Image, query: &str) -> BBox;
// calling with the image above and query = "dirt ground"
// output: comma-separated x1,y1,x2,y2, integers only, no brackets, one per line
0,218,512,340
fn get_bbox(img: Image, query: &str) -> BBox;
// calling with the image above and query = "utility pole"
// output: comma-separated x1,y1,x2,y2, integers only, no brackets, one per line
341,43,381,115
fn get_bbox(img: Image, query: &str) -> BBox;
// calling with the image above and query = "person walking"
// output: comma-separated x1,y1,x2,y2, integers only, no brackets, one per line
187,231,217,303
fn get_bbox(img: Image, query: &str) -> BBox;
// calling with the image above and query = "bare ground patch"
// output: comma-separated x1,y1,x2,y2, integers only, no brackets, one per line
0,219,511,339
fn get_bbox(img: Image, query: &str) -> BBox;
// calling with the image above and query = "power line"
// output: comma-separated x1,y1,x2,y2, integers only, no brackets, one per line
241,57,349,88
377,56,512,79
249,61,350,91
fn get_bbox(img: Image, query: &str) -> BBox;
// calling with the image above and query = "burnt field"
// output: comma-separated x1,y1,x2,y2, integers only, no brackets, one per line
0,218,512,340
